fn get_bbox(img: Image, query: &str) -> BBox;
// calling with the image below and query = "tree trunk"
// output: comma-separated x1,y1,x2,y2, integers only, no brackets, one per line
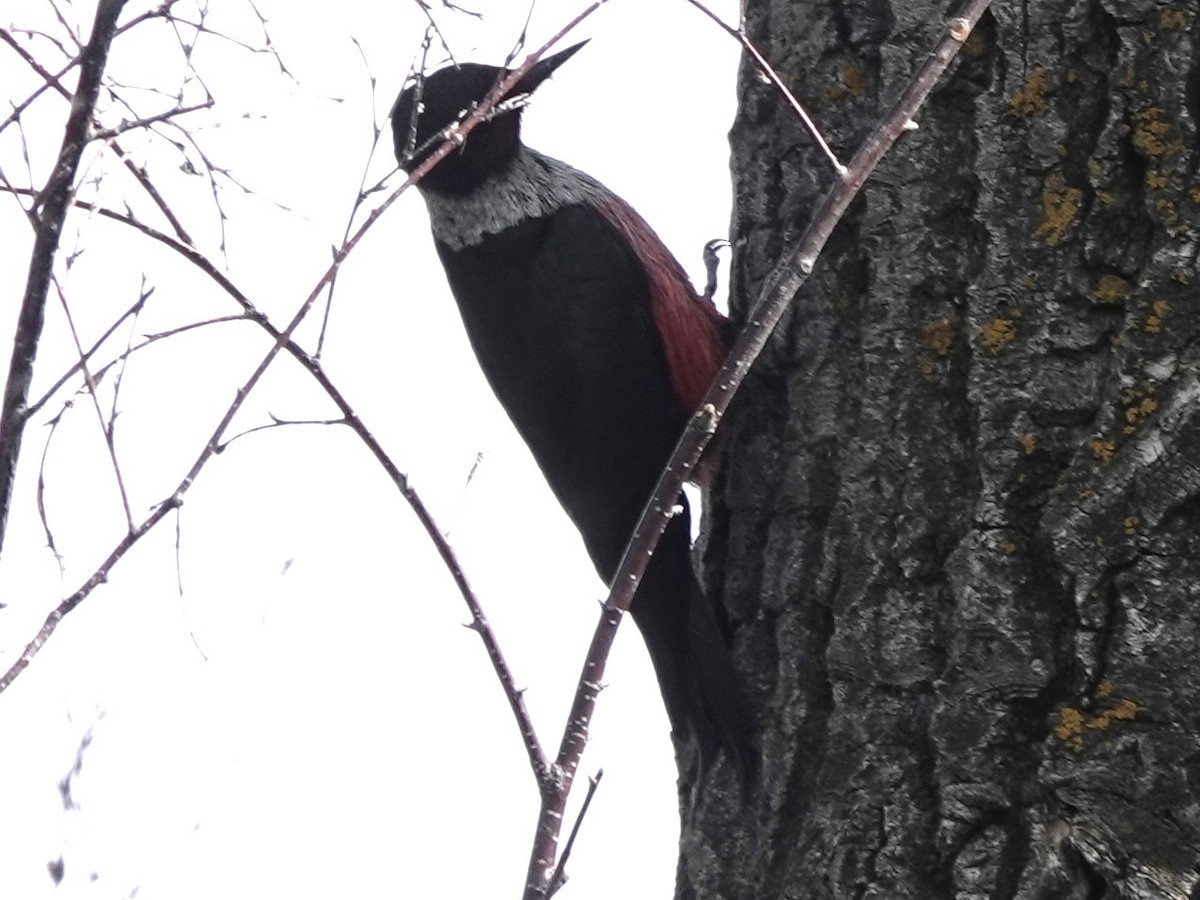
687,1,1200,896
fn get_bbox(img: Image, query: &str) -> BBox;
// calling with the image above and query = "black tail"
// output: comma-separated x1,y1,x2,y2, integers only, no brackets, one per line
630,495,754,782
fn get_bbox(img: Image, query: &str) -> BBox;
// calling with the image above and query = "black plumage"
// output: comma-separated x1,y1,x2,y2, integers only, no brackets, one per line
392,43,751,777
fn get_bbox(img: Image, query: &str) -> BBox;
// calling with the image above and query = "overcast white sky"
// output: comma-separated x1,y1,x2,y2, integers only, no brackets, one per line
0,1,740,897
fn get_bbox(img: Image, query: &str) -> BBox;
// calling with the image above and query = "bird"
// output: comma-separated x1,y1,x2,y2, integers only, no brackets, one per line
391,42,751,778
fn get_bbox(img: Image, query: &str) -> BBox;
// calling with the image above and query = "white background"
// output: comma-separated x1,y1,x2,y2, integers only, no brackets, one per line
0,1,739,897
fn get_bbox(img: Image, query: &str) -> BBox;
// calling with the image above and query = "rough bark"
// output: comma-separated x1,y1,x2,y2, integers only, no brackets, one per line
688,1,1200,897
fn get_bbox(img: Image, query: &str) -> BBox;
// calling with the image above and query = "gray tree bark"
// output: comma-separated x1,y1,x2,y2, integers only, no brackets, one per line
686,1,1200,897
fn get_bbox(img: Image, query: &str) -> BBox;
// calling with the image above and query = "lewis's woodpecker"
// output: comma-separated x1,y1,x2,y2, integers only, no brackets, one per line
392,42,750,776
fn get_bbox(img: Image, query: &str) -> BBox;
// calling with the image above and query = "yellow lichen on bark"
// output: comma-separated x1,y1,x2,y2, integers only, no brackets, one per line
1145,299,1169,333
1009,67,1052,117
1133,106,1184,159
1055,692,1140,752
1160,7,1187,29
1089,698,1139,730
1088,438,1116,463
1094,274,1130,304
922,319,954,356
916,318,956,381
980,316,1017,355
1056,707,1086,751
1120,386,1159,434
1035,173,1081,246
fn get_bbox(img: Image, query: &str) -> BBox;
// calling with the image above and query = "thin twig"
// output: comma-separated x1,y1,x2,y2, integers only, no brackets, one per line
425,0,482,18
91,97,215,140
11,2,260,256
218,414,349,452
35,409,67,577
46,0,83,54
0,32,73,135
0,163,37,225
51,277,135,531
315,35,390,359
504,0,538,69
683,0,846,176
412,0,458,64
0,22,195,243
547,769,603,898
172,505,210,661
27,310,241,421
463,602,550,783
105,278,148,460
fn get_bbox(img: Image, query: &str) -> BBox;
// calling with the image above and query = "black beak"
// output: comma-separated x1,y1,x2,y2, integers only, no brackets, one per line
516,40,588,94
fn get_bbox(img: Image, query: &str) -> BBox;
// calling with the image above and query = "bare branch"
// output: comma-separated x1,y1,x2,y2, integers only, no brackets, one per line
1,0,610,833
315,35,395,358
414,0,482,24
0,158,37,225
46,0,84,54
464,603,551,786
217,414,350,452
0,0,129,561
35,410,67,577
51,276,135,530
27,310,244,423
104,278,147,459
683,0,846,175
411,0,458,63
0,135,511,766
0,23,195,243
170,1,294,78
0,31,75,135
547,769,603,898
91,97,214,140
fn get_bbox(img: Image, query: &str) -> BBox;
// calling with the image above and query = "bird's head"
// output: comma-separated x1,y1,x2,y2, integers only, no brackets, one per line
392,41,586,195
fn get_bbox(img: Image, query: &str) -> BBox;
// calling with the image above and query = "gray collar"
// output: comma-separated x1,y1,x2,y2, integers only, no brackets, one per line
419,148,609,250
